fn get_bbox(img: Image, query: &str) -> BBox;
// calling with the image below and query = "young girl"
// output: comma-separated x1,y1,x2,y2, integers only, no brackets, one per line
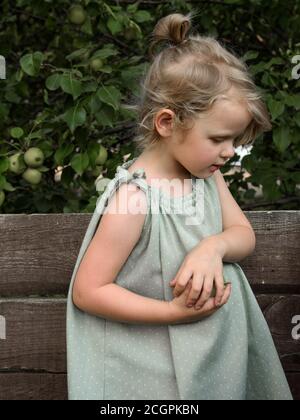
66,13,293,400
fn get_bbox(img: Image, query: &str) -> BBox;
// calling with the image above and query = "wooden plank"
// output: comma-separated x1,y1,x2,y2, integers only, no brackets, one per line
0,299,66,372
286,372,300,401
0,372,297,400
0,373,67,400
0,296,299,372
0,212,299,297
241,211,300,293
0,214,89,297
256,295,300,372
0,296,299,400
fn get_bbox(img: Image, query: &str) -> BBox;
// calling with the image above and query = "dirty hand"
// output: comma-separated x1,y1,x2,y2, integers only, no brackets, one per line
169,237,230,309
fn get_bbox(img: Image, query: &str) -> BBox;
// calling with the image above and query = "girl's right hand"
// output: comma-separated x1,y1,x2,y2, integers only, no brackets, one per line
168,280,232,325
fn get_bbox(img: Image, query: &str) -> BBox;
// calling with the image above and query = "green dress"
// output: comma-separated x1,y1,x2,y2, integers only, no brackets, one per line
66,157,293,400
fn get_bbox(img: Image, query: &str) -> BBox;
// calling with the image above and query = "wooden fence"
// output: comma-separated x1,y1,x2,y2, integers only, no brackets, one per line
0,211,299,400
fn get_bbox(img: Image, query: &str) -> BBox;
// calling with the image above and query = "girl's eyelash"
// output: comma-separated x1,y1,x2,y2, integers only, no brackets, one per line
211,138,237,146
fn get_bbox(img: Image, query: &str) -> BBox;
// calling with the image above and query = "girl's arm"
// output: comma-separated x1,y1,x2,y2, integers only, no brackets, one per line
72,183,174,325
73,282,173,325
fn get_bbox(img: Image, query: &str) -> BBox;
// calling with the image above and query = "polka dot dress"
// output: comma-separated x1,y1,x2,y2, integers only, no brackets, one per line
66,157,293,400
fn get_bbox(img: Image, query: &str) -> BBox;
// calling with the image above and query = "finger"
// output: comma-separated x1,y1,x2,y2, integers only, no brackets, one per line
181,280,192,297
186,275,204,307
219,283,232,306
173,268,193,297
214,274,225,307
195,276,213,309
195,296,216,313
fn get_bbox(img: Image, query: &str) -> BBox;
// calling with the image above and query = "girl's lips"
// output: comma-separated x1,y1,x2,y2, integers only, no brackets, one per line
209,165,221,172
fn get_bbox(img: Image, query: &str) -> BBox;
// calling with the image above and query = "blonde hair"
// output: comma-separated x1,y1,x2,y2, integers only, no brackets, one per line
124,12,272,153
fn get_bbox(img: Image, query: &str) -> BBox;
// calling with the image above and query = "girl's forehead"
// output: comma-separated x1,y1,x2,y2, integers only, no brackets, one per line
198,97,252,131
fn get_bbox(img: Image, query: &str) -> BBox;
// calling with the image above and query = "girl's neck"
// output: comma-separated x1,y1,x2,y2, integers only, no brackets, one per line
139,146,191,183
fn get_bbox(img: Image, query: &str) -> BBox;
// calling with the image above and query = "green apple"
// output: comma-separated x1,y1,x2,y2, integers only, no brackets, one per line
22,168,42,185
90,58,104,72
95,145,108,165
8,152,26,174
24,147,44,168
0,190,5,207
68,5,87,25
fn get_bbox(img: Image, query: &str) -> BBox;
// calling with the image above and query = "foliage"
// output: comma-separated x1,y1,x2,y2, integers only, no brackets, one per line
0,0,299,213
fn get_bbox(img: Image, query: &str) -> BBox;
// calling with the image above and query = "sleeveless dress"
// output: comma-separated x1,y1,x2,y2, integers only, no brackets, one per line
66,157,293,400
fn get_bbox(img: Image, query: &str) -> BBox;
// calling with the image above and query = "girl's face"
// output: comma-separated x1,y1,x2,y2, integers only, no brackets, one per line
170,94,253,179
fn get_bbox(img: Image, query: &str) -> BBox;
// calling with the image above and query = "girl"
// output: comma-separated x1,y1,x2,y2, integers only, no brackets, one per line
66,13,293,400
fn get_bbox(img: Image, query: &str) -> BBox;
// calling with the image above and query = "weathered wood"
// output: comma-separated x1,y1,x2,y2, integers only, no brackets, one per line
0,299,66,372
286,373,300,401
0,372,298,400
0,211,299,297
242,211,300,293
0,295,299,371
0,211,299,400
0,373,67,400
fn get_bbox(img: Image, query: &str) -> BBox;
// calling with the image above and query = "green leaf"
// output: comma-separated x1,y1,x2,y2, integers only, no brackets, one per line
0,157,9,173
87,142,100,165
241,51,259,62
107,17,123,35
3,180,16,192
81,16,93,35
44,88,49,105
70,152,89,175
0,174,15,191
248,61,267,75
62,103,87,133
66,48,89,61
265,57,285,69
26,130,43,140
10,127,24,138
284,95,300,110
46,73,62,91
54,143,75,165
97,85,121,111
267,98,285,120
294,113,300,128
91,47,119,60
134,11,152,23
273,126,292,153
20,51,44,76
60,74,83,100
95,107,114,127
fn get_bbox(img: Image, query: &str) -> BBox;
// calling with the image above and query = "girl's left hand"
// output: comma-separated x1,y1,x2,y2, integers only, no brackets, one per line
169,237,228,309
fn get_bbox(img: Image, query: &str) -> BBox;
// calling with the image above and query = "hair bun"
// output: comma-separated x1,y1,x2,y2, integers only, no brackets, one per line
149,13,193,59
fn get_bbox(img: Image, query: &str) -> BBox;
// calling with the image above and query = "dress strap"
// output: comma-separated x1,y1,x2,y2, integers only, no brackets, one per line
94,161,150,215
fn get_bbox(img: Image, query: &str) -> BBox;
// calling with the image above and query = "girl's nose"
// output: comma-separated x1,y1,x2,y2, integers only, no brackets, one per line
221,144,235,160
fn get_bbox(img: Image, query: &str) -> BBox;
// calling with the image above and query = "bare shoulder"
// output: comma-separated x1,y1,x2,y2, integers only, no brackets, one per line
72,182,148,300
100,183,148,234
